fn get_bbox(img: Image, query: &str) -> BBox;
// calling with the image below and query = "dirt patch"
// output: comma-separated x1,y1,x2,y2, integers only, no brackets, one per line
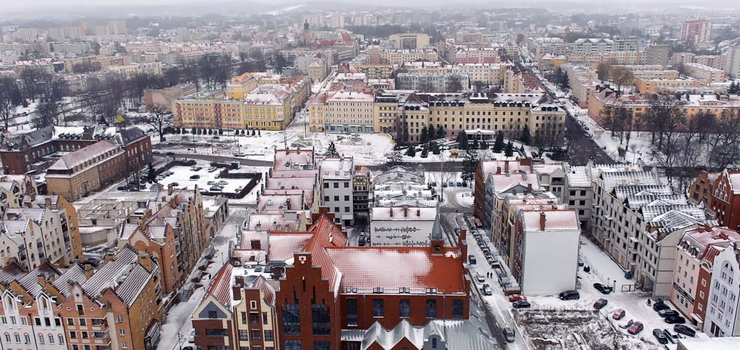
514,309,658,350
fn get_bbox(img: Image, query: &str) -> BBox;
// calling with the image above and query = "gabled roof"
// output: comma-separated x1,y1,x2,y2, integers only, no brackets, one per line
48,140,120,171
207,263,234,307
53,265,88,297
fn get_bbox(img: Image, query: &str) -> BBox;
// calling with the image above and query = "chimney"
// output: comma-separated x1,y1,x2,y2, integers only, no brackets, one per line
286,198,292,210
504,160,509,173
137,251,153,272
251,239,261,250
527,183,533,194
389,207,393,217
44,197,52,208
168,184,174,195
403,206,409,217
539,212,546,231
83,264,95,279
496,166,501,175
37,274,47,286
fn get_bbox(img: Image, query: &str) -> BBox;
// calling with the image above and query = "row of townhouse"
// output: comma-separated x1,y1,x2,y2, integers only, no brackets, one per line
309,90,566,143
0,247,162,350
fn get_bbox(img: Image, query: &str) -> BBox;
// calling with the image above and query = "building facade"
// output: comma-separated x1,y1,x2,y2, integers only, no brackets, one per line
704,243,740,337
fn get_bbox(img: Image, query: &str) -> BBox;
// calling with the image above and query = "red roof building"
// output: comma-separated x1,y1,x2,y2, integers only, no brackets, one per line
710,169,740,231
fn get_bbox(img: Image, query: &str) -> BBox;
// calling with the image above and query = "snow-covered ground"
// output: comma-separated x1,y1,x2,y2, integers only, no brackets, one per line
154,161,269,196
467,227,701,350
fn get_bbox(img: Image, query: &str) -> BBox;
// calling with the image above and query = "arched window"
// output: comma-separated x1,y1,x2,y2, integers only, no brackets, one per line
58,334,65,344
38,333,45,344
4,333,10,342
48,333,54,344
14,332,20,343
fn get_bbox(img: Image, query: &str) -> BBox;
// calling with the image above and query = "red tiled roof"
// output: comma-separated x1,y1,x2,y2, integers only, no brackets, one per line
325,247,465,294
207,263,234,307
250,275,276,306
268,233,313,261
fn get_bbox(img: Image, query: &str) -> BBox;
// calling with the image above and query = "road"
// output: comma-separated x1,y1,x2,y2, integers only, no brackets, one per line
158,153,273,167
564,114,616,165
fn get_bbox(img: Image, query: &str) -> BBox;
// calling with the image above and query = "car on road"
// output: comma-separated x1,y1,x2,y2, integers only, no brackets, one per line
209,185,223,192
658,309,679,318
627,321,644,335
503,328,515,343
217,180,228,186
189,175,200,180
612,309,626,320
665,315,686,324
593,298,608,310
358,236,366,246
117,186,127,191
512,300,531,309
674,324,696,337
482,284,492,295
593,283,612,294
234,153,246,157
509,294,527,302
559,290,580,300
476,273,485,282
653,329,668,344
468,255,476,264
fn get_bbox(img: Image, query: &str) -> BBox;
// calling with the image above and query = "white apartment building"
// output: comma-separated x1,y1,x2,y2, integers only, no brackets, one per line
369,207,437,247
1,207,73,270
704,243,740,337
319,157,355,227
516,209,580,295
395,72,470,93
724,44,740,79
451,63,509,87
684,63,726,83
325,91,375,133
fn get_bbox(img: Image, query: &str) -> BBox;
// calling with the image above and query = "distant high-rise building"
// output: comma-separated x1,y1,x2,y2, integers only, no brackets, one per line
388,33,430,50
681,19,711,45
646,44,670,68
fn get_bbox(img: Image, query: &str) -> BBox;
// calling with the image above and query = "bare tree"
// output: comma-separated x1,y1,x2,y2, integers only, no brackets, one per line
145,103,171,142
0,77,17,132
609,66,635,93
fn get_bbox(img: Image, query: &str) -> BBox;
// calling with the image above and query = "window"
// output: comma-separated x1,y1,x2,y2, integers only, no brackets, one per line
239,330,248,341
250,313,260,325
333,196,339,201
373,299,384,317
48,334,54,344
58,334,65,344
400,299,410,318
121,342,128,348
285,340,302,350
333,183,338,188
241,312,247,324
251,330,262,341
263,312,268,324
24,333,31,344
208,310,218,319
205,329,228,337
120,329,125,336
312,304,331,335
344,195,350,201
264,330,274,341
324,196,330,202
283,303,300,335
344,182,349,188
453,299,464,319
426,299,437,318
314,341,331,350
346,299,358,326
38,334,45,345
3,333,8,342
324,183,329,188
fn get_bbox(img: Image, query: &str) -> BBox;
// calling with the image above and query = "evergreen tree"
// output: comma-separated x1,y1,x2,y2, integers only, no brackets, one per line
457,132,469,150
420,125,429,144
326,141,340,157
251,129,256,136
520,125,532,145
406,146,416,157
191,127,196,134
472,138,479,149
480,139,488,149
436,125,445,139
504,140,514,157
431,141,441,155
461,150,479,185
146,164,156,183
387,150,404,166
427,125,436,142
258,129,261,136
493,131,505,153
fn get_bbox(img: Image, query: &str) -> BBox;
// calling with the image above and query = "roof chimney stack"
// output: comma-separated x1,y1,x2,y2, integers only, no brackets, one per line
539,212,546,231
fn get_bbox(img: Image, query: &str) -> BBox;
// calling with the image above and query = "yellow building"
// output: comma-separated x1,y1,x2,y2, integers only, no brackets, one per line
353,64,395,79
307,58,327,82
634,77,708,94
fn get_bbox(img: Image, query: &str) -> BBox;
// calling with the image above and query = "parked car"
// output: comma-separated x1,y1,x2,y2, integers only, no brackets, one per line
663,329,675,344
512,300,531,309
674,324,696,337
559,290,580,300
468,255,476,264
209,185,223,192
169,182,179,187
509,294,527,302
476,273,485,282
208,166,218,172
358,236,366,246
612,309,626,320
217,180,228,186
665,315,686,324
627,321,644,335
593,298,608,310
593,283,613,294
658,309,679,318
653,329,668,344
189,175,200,180
117,186,127,191
653,299,670,311
503,328,515,343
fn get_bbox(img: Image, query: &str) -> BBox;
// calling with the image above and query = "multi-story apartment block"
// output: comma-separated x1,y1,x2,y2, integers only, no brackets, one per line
325,91,375,133
46,140,125,201
681,20,711,45
704,243,740,337
192,265,278,350
571,38,614,55
590,169,710,296
352,64,394,79
684,63,726,83
379,49,440,66
1,205,76,270
725,44,740,79
395,72,470,92
123,186,208,296
453,48,499,64
319,157,354,227
635,77,708,94
709,169,740,231
388,33,430,50
371,166,435,208
370,207,438,247
61,247,163,350
672,226,740,326
451,63,509,87
0,174,37,213
512,209,580,295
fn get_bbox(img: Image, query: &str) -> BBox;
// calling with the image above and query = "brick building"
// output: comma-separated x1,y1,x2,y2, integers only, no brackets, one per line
710,170,740,231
